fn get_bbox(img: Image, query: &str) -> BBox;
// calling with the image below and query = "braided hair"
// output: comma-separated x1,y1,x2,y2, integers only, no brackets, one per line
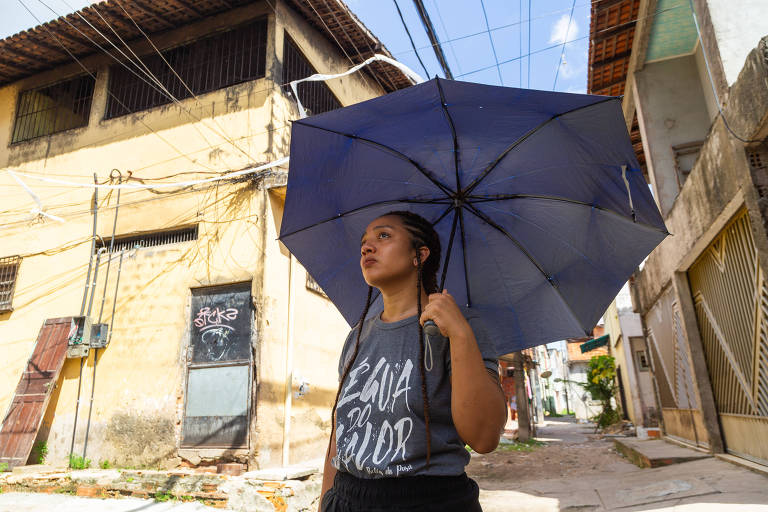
328,210,442,469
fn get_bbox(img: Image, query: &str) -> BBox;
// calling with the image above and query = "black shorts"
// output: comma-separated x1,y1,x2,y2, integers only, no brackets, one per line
321,470,482,512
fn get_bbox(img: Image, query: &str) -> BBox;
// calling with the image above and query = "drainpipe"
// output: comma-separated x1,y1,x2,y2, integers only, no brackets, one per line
282,253,297,467
83,175,122,460
69,175,101,467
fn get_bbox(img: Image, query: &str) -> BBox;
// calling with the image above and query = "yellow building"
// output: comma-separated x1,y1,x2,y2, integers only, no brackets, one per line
603,285,658,429
0,0,413,471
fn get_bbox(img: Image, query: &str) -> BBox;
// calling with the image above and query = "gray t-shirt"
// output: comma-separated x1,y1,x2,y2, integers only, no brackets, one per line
332,309,499,479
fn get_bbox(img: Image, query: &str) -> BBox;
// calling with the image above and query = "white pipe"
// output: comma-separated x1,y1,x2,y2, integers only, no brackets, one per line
282,253,297,466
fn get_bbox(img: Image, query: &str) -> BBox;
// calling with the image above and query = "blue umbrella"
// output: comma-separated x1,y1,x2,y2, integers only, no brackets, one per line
279,78,667,355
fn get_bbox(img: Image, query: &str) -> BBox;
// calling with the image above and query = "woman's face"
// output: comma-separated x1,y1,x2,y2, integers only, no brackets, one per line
360,215,423,289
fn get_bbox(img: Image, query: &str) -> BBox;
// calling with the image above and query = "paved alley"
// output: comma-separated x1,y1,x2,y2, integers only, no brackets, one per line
468,417,768,511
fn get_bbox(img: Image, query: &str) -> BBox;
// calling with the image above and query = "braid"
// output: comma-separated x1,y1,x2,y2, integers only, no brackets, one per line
325,286,373,466
416,257,432,467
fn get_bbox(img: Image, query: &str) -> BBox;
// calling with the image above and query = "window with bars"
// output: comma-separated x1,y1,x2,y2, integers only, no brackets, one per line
282,33,341,116
0,256,22,313
11,75,95,144
105,18,267,119
306,273,328,297
95,226,198,254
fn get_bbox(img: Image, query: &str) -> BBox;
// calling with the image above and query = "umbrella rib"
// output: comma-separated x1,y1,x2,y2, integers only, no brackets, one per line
439,207,459,291
435,79,461,191
463,202,590,336
294,121,455,197
462,97,619,196
432,204,455,227
279,197,450,239
457,206,472,307
466,194,669,235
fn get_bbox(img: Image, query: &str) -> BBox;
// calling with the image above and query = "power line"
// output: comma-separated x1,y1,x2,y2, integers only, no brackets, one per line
43,0,253,165
392,0,430,78
687,0,762,143
458,35,589,79
479,0,503,85
519,0,523,87
15,0,214,171
552,0,577,91
459,2,688,82
527,0,532,88
411,0,453,79
429,0,463,76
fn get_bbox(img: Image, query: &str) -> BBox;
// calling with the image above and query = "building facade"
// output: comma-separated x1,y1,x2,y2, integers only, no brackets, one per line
0,0,412,470
603,284,659,428
590,0,768,464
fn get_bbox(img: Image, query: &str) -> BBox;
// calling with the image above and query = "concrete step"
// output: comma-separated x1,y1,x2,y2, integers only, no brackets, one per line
614,438,711,468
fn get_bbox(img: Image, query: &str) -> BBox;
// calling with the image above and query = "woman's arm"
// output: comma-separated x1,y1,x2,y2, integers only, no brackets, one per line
420,290,507,453
318,430,337,512
447,327,507,453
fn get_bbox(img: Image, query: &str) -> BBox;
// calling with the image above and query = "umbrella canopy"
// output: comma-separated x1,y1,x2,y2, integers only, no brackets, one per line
279,78,667,356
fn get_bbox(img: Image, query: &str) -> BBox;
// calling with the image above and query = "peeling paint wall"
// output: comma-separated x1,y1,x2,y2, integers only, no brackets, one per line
0,0,388,470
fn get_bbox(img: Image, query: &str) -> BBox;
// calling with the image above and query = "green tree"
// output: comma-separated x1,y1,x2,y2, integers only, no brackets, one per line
582,355,620,428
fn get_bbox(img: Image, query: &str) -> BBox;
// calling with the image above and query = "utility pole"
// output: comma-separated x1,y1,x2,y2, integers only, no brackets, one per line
411,0,453,79
513,351,531,441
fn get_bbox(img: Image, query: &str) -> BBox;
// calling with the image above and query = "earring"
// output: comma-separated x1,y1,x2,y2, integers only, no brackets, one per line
413,257,419,266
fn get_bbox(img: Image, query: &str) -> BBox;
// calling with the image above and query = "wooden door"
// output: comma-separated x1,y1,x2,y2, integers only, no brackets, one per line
0,317,71,468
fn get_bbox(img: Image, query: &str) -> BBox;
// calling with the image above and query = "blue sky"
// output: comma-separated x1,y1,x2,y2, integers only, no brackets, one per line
1,0,590,93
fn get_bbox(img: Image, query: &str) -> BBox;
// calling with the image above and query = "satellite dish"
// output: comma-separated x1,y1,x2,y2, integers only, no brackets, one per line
540,370,552,379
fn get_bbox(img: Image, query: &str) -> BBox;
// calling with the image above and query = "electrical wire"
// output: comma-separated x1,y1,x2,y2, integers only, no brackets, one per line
393,0,430,78
301,0,379,92
478,0,503,85
552,0,577,91
527,0,532,88
458,3,688,80
5,158,289,190
429,0,463,76
109,0,258,160
687,0,763,144
40,0,249,167
15,0,215,171
519,0,523,87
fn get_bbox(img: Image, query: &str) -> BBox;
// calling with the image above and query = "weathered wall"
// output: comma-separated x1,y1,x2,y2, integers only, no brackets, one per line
634,55,712,217
0,0,386,470
633,40,768,314
705,0,768,86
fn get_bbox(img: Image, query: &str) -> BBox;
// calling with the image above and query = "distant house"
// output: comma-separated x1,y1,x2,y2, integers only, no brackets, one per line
0,0,413,471
566,325,609,421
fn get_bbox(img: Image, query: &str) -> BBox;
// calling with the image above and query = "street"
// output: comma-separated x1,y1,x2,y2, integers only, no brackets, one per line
2,417,767,511
469,417,768,511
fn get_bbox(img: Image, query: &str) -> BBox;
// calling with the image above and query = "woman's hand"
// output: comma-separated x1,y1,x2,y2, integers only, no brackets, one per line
419,289,471,339
421,290,506,453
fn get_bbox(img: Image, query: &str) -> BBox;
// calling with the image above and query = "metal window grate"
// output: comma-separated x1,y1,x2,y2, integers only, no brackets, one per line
95,226,198,254
12,75,95,143
0,255,22,312
105,18,267,119
306,273,328,297
282,33,341,116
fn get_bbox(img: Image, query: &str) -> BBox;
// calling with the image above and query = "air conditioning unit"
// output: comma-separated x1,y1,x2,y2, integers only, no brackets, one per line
66,316,92,359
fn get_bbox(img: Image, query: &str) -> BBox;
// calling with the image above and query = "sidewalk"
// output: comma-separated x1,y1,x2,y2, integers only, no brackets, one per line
471,417,768,511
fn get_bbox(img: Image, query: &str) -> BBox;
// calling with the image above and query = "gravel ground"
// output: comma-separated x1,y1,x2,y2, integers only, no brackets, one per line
467,417,638,490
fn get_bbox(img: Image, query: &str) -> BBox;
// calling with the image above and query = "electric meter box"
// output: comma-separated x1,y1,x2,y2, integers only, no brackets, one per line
66,316,92,359
90,323,110,349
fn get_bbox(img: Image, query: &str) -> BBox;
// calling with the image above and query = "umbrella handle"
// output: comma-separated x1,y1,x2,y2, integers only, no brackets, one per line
423,320,441,337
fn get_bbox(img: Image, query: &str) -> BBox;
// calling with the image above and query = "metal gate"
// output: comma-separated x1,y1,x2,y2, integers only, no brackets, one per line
689,209,768,464
645,287,707,447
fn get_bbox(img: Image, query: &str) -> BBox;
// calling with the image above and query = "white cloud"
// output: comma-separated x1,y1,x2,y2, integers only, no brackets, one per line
549,14,579,45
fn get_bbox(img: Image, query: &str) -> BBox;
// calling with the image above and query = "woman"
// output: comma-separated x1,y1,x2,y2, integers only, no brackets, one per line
319,211,507,512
